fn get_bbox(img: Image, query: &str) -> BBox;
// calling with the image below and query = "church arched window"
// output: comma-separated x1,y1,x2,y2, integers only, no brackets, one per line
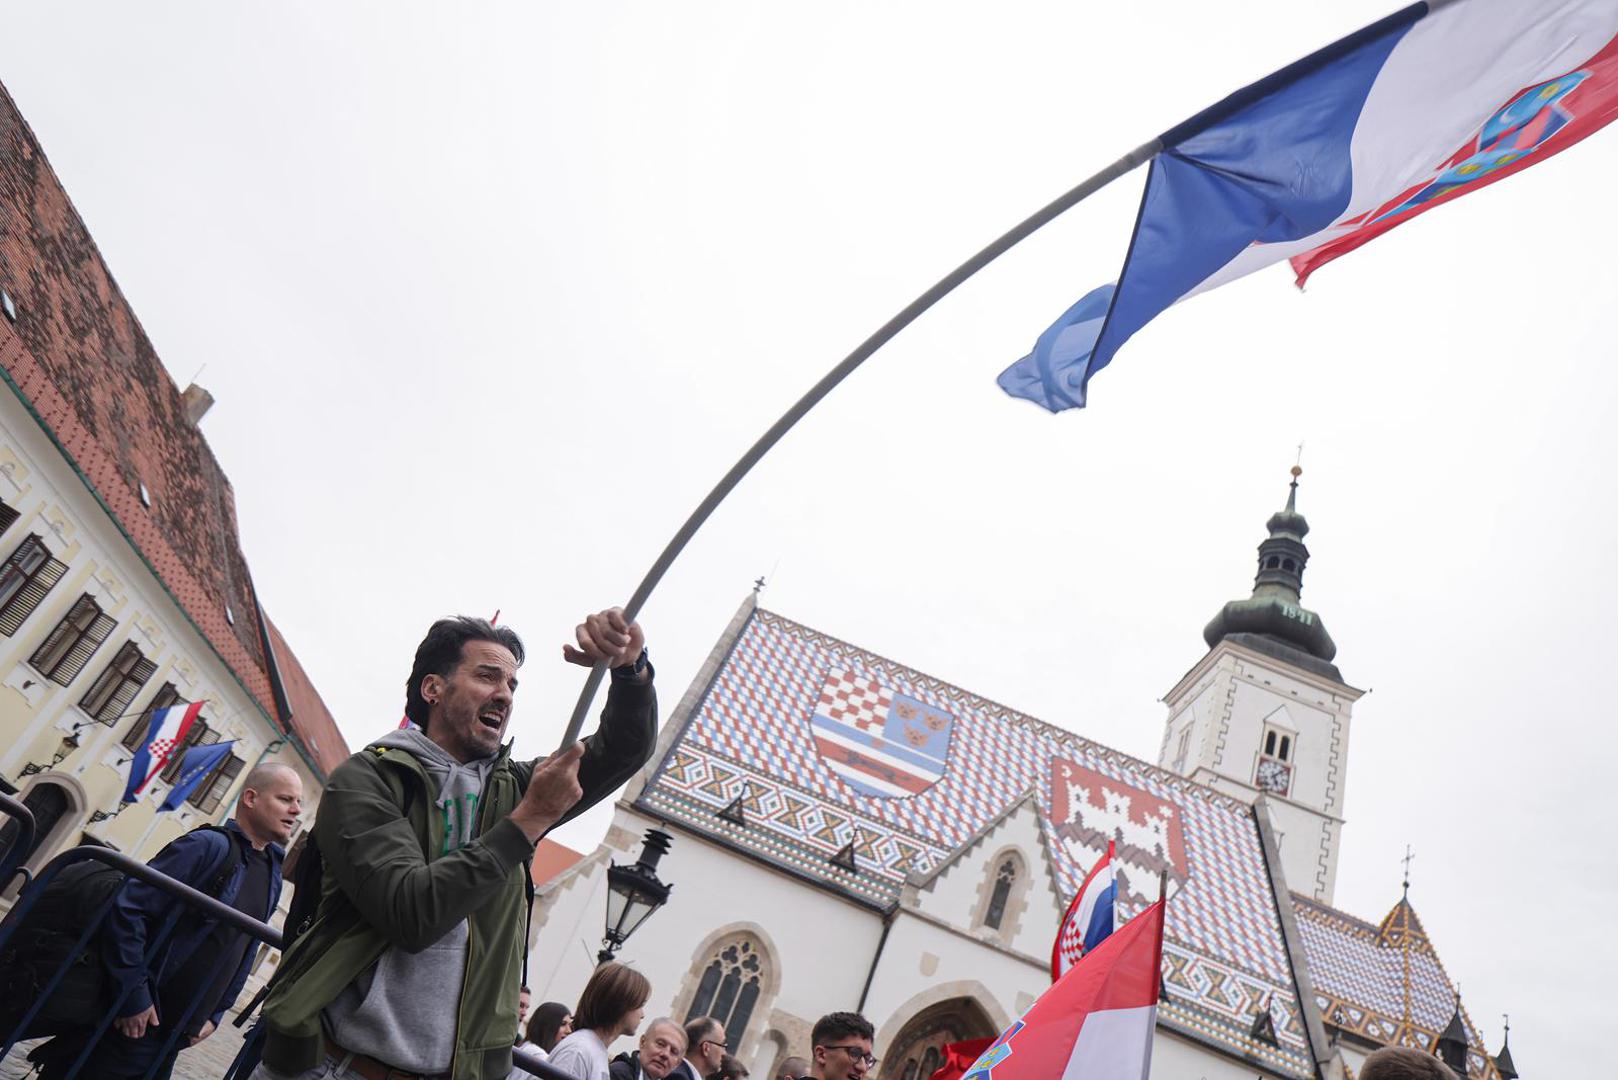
901,1060,919,1080
919,1047,940,1080
974,849,1030,940
984,859,1017,930
1282,558,1296,572
685,935,767,1052
1265,555,1280,569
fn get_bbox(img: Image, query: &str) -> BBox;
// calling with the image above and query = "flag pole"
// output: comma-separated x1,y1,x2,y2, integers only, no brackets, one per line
556,138,1162,751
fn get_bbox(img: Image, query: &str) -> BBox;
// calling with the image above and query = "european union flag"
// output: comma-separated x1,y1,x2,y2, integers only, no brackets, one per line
160,740,236,812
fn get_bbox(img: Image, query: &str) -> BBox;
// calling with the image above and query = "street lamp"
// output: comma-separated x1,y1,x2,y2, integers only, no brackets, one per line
20,724,88,777
599,829,674,963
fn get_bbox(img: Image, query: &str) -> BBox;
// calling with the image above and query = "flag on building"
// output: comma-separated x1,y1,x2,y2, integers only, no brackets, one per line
123,700,206,802
159,740,236,812
1051,840,1116,981
964,899,1165,1080
999,0,1618,412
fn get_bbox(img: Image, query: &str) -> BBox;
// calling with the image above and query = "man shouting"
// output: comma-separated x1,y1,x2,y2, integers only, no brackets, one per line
255,608,657,1080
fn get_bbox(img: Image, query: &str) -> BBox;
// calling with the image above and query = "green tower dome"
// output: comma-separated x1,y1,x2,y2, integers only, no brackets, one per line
1202,467,1340,680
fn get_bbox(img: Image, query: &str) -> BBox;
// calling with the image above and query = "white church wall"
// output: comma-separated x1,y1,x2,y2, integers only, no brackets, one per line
1149,1028,1291,1079
909,800,1065,959
1263,795,1341,901
529,806,885,1067
865,912,1027,1055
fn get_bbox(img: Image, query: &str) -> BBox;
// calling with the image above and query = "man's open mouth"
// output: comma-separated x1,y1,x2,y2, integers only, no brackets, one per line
478,709,505,731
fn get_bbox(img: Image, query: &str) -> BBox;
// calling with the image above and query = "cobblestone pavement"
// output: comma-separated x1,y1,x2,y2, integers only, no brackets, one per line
1,1019,251,1079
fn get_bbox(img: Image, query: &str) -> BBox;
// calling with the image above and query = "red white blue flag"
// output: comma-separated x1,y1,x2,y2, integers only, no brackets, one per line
123,700,205,803
966,899,1165,1080
999,0,1618,412
810,668,954,798
1051,840,1116,981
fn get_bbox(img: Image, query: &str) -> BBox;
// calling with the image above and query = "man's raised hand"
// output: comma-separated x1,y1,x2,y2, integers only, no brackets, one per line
509,741,586,843
562,607,645,669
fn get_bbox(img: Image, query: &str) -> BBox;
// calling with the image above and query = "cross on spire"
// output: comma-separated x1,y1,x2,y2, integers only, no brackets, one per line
1401,844,1416,897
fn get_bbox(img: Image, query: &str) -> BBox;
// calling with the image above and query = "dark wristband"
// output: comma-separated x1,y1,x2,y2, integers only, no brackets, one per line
611,648,650,681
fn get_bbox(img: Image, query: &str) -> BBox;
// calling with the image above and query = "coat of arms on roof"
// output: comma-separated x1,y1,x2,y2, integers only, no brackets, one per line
809,667,955,798
1049,757,1187,884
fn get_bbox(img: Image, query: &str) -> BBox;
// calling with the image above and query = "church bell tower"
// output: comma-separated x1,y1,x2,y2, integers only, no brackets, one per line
1158,467,1363,903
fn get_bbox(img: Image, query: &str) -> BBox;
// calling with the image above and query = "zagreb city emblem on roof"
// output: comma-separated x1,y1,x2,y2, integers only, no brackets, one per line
809,667,955,798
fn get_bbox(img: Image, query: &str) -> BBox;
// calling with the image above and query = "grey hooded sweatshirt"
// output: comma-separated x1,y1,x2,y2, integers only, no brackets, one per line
320,727,496,1073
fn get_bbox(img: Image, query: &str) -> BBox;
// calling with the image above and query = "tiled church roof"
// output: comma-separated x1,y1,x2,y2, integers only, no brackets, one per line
639,607,1317,1077
1292,893,1500,1078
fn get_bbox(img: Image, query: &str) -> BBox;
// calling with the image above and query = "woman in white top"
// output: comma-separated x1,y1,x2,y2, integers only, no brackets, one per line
547,963,651,1080
511,1001,574,1078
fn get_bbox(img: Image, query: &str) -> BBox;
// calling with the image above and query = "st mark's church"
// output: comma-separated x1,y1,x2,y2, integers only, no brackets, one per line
527,472,1520,1080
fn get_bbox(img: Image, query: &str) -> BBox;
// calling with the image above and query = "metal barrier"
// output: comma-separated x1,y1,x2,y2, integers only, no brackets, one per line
0,790,37,891
0,843,282,1079
0,838,577,1080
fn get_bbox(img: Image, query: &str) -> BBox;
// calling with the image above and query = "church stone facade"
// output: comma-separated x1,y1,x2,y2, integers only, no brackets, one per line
528,477,1516,1080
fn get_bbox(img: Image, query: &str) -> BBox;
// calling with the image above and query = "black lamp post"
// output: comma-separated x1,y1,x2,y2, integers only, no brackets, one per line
599,829,673,964
20,724,88,777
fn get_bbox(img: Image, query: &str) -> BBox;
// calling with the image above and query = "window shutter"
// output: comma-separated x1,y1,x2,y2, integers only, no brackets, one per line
31,594,98,676
0,551,66,636
196,754,244,814
83,643,158,724
123,683,180,749
0,501,19,535
48,610,117,686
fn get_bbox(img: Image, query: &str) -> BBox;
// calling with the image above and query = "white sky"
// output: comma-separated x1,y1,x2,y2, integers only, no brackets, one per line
3,2,1611,1073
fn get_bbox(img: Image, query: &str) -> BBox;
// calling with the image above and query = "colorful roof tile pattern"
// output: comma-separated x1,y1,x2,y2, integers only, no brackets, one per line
639,608,1316,1077
1293,892,1500,1079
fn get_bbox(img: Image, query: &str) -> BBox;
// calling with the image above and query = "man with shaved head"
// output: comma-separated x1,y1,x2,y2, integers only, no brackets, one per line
609,1017,688,1080
37,756,302,1079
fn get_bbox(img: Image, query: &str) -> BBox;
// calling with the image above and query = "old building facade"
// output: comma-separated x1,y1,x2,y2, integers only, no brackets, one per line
0,79,346,885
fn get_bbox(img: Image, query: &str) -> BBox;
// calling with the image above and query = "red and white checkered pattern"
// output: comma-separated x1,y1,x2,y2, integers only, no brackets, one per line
817,669,892,733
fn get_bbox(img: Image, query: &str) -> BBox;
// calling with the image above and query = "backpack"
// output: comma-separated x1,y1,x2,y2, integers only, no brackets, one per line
0,824,243,1041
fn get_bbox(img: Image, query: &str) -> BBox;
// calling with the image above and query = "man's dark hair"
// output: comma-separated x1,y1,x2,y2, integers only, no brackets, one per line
404,616,525,729
1358,1048,1455,1080
811,1012,873,1048
685,1016,723,1055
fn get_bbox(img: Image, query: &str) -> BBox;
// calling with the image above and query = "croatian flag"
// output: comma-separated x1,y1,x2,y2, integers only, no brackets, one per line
1051,840,1116,981
999,0,1618,412
123,701,205,803
965,899,1165,1080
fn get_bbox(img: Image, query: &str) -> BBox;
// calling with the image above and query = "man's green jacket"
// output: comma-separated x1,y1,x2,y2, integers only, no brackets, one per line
261,676,657,1080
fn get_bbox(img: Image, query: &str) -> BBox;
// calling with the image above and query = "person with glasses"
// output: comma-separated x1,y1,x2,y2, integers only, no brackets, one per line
808,1013,877,1080
669,1016,727,1080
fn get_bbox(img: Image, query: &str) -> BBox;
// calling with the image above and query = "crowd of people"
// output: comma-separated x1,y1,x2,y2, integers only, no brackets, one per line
514,964,874,1080
0,607,1477,1080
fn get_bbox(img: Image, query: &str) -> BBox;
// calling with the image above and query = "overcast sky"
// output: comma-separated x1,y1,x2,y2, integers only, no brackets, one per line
3,2,1611,1072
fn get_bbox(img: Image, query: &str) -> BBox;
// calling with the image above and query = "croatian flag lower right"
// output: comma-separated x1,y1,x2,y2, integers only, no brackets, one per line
1051,840,1116,981
966,899,1165,1080
999,0,1618,412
